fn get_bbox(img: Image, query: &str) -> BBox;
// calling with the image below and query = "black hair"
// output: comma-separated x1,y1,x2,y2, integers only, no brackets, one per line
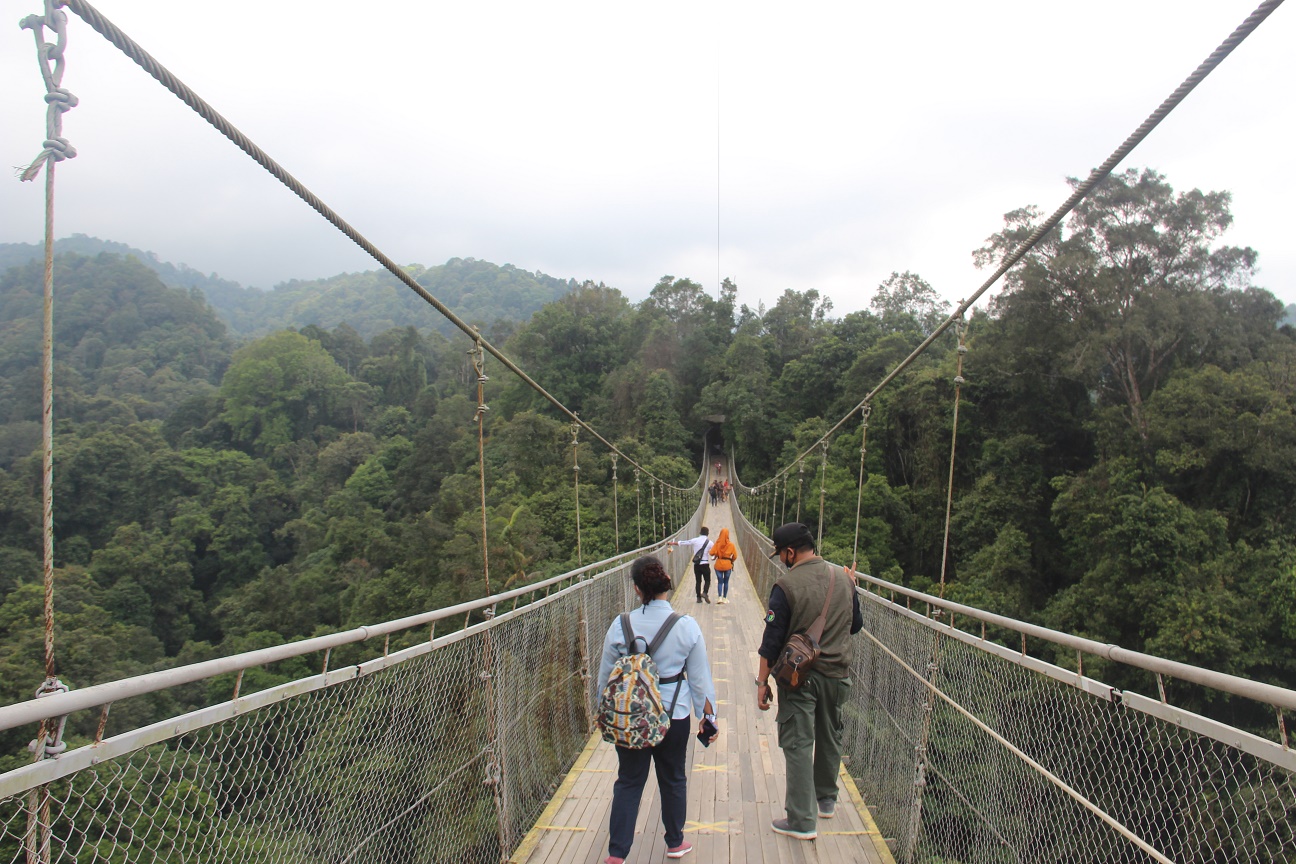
700,527,710,535
631,555,672,597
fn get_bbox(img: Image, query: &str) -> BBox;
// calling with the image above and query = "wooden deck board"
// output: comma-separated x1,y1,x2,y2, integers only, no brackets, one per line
512,500,893,864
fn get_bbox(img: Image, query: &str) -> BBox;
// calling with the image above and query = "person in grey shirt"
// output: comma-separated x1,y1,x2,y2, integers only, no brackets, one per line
596,555,718,863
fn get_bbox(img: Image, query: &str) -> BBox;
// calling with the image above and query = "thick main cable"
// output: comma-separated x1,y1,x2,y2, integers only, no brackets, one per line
61,0,693,492
752,0,1284,491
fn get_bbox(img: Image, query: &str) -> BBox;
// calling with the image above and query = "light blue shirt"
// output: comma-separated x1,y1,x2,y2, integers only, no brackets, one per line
597,599,717,720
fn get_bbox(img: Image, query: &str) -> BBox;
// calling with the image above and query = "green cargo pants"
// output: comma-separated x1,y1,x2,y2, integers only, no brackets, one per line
775,670,851,833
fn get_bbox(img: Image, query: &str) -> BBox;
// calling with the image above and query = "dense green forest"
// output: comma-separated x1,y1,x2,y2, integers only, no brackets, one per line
0,236,575,341
0,167,1293,764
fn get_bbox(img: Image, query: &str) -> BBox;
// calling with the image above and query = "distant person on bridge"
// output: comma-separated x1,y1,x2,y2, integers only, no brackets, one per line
668,527,713,603
597,555,717,864
755,522,863,841
710,528,736,604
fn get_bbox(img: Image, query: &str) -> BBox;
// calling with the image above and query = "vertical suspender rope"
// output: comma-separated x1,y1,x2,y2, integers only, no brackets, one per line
659,481,667,540
795,461,805,523
650,480,657,544
938,318,970,599
780,474,788,525
571,422,582,567
471,338,491,594
635,470,642,549
852,404,873,570
906,318,970,862
611,455,620,554
469,338,508,860
19,5,77,862
816,440,830,547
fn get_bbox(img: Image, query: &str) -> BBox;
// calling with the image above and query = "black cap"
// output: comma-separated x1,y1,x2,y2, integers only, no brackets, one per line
768,522,814,558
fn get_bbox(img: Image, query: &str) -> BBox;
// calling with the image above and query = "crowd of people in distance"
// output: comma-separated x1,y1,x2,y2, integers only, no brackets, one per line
707,478,730,505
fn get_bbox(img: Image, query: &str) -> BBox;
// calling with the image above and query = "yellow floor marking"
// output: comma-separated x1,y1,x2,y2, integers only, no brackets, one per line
538,826,587,832
693,764,728,772
507,732,601,863
840,764,898,864
684,820,731,833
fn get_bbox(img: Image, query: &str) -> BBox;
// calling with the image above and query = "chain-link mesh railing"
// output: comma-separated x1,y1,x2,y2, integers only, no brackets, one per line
0,500,703,864
728,486,1296,864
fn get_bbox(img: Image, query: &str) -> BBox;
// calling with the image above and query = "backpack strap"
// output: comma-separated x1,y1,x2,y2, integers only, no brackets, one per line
619,613,648,654
648,613,686,715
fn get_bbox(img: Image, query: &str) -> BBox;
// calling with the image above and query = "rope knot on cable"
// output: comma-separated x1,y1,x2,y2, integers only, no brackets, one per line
19,0,78,182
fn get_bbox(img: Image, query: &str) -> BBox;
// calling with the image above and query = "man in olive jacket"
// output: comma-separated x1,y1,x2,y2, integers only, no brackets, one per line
755,522,863,840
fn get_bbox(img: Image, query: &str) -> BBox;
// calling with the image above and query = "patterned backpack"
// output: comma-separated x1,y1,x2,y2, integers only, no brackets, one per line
596,613,685,749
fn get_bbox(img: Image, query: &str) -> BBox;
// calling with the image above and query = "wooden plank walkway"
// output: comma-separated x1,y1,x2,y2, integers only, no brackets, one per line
510,502,895,864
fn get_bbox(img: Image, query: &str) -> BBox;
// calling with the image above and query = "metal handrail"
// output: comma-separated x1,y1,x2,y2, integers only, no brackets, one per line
728,458,1296,713
0,538,675,734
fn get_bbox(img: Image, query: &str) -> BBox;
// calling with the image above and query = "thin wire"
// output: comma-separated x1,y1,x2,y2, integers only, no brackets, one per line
60,0,697,494
741,0,1286,493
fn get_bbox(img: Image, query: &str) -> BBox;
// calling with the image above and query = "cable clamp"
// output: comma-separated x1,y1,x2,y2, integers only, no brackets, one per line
28,677,70,759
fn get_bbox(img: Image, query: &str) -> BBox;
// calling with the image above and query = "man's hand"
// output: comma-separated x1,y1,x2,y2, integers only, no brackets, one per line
846,562,860,585
756,681,773,711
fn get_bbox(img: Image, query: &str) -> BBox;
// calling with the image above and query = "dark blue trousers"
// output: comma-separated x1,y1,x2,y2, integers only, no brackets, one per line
608,717,690,858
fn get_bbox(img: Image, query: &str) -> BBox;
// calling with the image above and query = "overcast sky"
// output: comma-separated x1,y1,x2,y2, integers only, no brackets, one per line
2,1,1292,318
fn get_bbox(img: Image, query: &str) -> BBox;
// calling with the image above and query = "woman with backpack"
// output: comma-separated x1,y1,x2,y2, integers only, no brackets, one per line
710,528,737,604
596,556,718,863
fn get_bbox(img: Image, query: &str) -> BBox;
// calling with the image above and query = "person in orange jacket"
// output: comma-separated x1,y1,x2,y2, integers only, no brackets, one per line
710,528,737,604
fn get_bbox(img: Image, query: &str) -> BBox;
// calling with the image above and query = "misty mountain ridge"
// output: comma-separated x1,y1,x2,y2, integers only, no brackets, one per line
0,236,576,341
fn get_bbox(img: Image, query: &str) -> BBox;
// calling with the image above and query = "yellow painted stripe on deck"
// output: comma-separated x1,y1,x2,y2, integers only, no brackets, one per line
840,764,898,864
508,732,602,863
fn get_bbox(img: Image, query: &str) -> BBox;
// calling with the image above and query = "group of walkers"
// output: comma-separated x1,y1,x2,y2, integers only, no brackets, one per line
669,526,736,603
706,478,731,505
594,521,863,863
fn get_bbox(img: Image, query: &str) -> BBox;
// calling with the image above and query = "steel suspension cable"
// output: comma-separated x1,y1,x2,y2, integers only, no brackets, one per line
59,0,696,494
743,0,1285,494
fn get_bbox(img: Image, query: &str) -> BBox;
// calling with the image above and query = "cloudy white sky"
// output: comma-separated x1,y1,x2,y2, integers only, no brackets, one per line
2,0,1293,316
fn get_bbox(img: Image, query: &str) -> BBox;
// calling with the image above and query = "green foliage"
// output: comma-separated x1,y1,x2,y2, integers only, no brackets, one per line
0,168,1293,789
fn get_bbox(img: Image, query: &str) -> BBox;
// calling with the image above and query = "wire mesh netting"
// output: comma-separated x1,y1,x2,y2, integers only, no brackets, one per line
729,490,1296,864
0,506,702,864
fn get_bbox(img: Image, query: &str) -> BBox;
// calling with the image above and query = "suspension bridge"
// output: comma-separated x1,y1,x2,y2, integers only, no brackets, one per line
4,0,1295,861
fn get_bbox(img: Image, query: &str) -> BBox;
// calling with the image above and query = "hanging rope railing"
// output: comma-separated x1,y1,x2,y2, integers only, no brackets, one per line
736,0,1285,497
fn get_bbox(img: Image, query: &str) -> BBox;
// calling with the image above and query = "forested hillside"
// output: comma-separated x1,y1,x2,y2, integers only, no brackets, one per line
0,238,575,341
0,167,1292,761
